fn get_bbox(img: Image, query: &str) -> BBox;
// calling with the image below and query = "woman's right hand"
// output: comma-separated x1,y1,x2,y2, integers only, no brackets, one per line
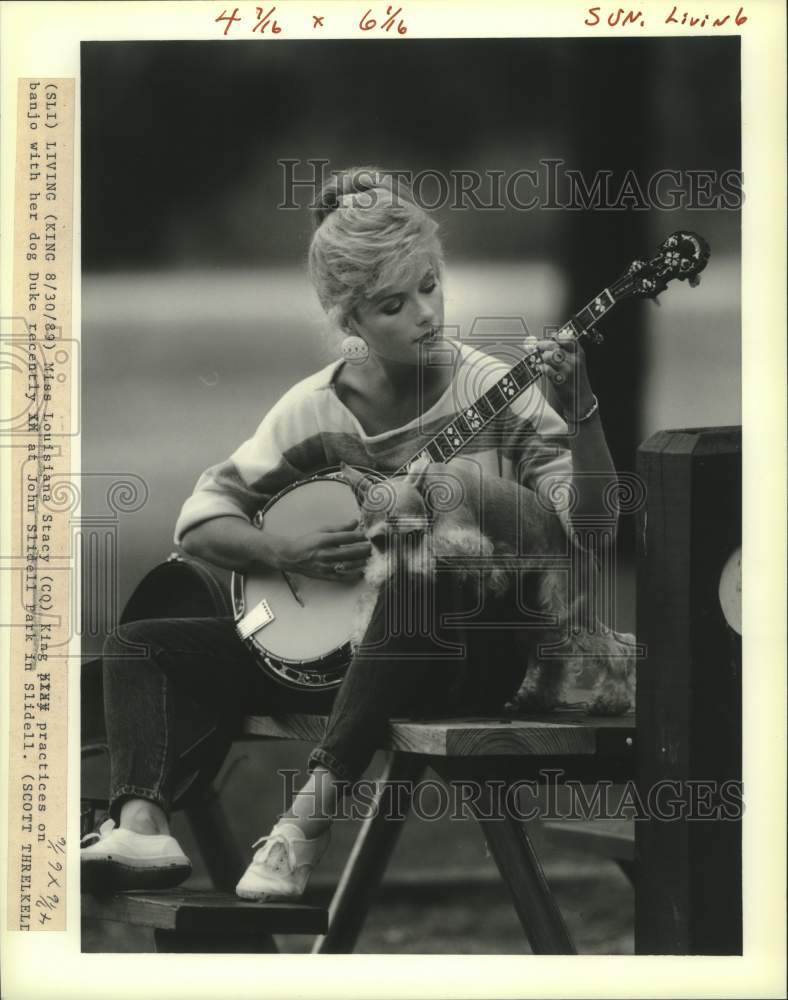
271,519,372,581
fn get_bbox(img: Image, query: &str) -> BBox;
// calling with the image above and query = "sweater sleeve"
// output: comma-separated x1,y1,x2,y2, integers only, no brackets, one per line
173,381,328,546
512,385,572,485
503,382,574,527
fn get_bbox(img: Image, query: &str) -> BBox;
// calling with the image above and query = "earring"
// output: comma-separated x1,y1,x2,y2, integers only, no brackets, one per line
340,335,369,364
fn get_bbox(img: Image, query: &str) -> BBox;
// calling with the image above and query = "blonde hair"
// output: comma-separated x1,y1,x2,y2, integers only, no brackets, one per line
308,166,444,333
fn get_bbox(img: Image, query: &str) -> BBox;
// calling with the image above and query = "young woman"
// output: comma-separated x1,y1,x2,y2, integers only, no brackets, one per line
81,166,617,900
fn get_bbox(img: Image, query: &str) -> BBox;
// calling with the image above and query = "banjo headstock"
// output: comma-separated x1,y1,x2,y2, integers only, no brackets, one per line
613,230,711,302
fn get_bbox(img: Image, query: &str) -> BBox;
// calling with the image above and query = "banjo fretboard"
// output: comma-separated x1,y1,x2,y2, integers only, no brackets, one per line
394,285,617,475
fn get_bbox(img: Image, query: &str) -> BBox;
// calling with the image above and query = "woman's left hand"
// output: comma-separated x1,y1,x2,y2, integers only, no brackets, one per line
524,335,596,423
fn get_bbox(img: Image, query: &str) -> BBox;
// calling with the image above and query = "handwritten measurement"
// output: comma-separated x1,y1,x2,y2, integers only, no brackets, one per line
213,5,409,35
360,5,408,33
32,838,66,921
215,6,282,34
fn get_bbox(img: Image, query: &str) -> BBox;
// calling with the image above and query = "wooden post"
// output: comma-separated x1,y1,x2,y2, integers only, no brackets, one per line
635,427,742,954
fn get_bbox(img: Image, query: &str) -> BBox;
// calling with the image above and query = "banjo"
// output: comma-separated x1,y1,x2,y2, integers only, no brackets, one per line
231,231,710,691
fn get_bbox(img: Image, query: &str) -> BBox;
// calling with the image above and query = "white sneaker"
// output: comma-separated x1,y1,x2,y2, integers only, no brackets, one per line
235,822,330,902
80,818,192,893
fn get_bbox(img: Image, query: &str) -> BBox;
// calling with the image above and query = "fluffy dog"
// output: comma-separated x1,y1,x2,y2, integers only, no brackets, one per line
341,460,635,716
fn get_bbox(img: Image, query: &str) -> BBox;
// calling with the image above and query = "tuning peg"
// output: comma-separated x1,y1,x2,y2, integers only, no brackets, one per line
689,274,701,288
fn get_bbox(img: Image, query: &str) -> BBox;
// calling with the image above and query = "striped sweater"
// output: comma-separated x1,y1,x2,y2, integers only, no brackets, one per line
174,341,573,546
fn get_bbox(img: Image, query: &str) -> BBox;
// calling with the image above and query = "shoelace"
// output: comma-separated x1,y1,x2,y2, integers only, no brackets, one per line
80,817,116,847
249,832,298,875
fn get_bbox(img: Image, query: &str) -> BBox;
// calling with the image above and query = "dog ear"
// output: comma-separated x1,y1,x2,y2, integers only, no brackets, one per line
404,454,431,495
340,462,371,502
408,465,429,495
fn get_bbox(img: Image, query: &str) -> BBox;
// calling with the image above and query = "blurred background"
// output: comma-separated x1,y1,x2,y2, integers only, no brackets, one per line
80,37,740,953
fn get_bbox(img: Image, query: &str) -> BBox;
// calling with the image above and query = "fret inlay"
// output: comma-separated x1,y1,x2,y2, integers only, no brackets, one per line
444,424,463,448
556,321,579,341
500,376,517,399
463,406,483,430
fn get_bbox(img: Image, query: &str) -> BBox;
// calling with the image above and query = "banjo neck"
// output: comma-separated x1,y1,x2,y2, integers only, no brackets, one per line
393,288,615,476
394,229,711,477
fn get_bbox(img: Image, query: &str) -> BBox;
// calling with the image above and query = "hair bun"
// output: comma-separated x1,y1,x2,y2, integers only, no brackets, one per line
313,166,400,227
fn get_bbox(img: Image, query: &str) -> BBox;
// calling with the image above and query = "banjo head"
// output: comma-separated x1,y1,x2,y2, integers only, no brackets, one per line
232,471,378,691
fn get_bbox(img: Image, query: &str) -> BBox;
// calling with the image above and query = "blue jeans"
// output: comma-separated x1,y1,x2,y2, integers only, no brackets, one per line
102,563,525,820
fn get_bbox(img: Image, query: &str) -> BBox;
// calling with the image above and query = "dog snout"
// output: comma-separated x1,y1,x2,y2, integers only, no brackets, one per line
367,516,430,552
368,526,389,553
